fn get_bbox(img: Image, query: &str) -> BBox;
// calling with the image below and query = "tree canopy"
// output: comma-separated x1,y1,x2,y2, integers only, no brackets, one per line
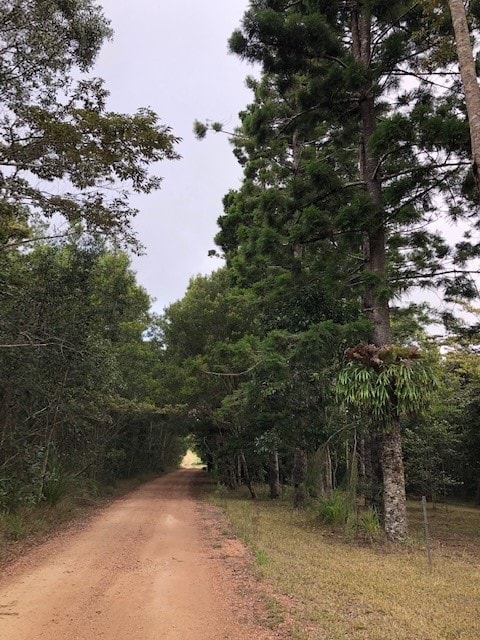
0,2,182,512
190,0,480,541
0,0,179,250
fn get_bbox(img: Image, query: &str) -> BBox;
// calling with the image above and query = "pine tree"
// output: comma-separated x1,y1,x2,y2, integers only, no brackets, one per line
226,0,478,540
447,0,480,190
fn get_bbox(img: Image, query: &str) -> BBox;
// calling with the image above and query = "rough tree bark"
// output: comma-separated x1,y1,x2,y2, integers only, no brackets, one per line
361,434,384,518
448,0,480,191
381,415,407,539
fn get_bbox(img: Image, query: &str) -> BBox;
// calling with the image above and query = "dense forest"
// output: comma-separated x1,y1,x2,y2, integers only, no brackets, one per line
1,0,480,545
0,0,183,513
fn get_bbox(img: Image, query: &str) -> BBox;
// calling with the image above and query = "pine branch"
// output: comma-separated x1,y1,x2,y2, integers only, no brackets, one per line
392,268,480,282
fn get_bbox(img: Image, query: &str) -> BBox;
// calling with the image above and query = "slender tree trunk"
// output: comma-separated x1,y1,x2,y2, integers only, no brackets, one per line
323,445,334,498
224,456,238,489
292,445,308,507
38,368,70,501
448,0,480,191
160,425,168,467
37,421,55,502
240,450,257,499
268,449,281,499
352,4,407,541
359,437,366,486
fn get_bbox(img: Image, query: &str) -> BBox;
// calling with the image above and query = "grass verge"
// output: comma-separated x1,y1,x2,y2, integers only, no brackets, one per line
211,485,480,640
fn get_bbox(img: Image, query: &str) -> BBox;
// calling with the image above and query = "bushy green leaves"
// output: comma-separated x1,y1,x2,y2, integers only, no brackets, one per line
0,242,183,506
0,0,179,247
337,347,438,422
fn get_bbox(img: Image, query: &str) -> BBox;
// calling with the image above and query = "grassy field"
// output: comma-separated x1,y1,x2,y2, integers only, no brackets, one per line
212,486,480,640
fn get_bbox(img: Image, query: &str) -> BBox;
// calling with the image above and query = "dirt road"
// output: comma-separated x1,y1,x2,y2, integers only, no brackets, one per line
0,469,282,640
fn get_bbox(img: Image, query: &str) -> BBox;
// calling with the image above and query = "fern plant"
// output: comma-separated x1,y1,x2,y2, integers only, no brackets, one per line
336,343,438,422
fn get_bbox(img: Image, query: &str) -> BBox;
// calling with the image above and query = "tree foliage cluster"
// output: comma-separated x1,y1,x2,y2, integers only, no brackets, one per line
0,240,187,511
0,1,183,511
0,0,179,252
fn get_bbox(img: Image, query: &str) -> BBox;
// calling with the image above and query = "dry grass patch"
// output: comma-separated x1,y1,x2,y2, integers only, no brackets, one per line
408,500,480,558
214,489,480,640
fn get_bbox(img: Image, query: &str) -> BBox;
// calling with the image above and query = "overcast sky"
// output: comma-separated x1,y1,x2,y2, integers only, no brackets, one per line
94,1,253,313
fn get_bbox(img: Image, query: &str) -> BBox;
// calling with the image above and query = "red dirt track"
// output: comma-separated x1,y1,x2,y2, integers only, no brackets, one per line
0,469,282,640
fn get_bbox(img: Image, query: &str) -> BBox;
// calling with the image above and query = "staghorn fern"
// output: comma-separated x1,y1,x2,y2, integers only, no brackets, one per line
336,344,438,422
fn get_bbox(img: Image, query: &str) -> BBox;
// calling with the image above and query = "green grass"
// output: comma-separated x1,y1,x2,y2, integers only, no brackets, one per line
255,547,270,566
212,486,480,640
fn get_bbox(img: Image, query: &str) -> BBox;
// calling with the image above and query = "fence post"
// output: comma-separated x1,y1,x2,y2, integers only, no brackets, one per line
422,495,433,569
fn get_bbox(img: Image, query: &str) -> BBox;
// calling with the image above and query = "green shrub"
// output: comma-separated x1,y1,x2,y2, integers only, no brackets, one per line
42,456,71,505
42,472,71,506
318,490,350,525
0,477,36,513
358,507,382,540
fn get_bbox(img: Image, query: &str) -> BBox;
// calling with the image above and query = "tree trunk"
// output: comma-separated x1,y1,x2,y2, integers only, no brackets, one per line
268,449,281,499
381,415,407,540
292,446,308,507
323,445,334,498
352,3,408,541
160,426,168,467
448,0,480,191
37,421,55,503
240,450,257,499
224,456,239,490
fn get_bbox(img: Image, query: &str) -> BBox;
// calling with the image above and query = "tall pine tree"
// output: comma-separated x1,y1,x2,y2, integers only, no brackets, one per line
224,0,478,540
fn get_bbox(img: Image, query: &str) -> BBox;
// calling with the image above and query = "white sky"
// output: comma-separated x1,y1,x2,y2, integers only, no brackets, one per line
93,2,478,328
94,1,253,313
